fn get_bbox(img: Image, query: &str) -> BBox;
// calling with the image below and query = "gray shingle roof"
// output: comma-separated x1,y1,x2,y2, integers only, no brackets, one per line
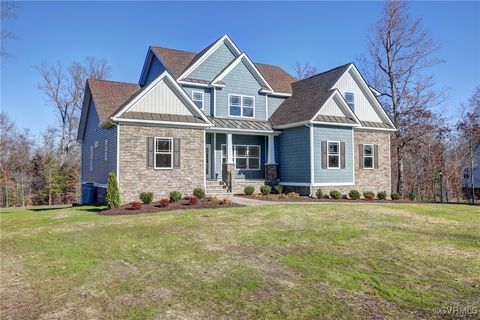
269,63,352,127
208,117,273,132
87,79,140,124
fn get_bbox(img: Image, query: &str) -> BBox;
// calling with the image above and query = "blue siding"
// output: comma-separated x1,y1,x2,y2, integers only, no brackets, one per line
144,56,166,86
268,96,286,117
313,125,354,184
211,133,266,180
81,97,117,185
189,43,236,81
216,61,267,119
278,126,310,183
181,85,212,116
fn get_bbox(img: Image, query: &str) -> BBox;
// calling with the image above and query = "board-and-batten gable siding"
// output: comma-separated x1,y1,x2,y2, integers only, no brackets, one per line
181,85,212,116
332,70,383,122
278,126,310,183
144,56,167,86
81,97,117,185
189,43,237,81
313,125,354,184
268,96,286,118
215,60,267,119
318,95,348,117
213,133,266,180
129,79,193,116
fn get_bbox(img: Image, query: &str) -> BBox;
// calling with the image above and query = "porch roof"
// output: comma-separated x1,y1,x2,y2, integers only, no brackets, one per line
207,117,274,132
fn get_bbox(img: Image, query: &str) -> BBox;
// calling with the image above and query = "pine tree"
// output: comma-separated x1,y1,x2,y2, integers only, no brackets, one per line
106,171,120,208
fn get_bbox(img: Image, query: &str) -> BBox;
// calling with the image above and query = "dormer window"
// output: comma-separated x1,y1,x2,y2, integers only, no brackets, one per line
192,91,204,109
229,94,255,118
345,92,355,111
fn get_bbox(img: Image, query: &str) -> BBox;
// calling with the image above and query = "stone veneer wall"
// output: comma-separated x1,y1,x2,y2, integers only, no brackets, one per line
119,125,204,203
233,180,266,194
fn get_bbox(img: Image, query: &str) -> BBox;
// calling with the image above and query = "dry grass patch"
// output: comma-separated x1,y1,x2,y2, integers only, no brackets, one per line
1,203,479,319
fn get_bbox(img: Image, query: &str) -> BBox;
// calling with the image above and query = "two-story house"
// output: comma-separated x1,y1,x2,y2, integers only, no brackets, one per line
77,35,396,203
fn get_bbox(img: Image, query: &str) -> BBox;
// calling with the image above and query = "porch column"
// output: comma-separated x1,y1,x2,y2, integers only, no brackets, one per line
265,134,279,186
267,134,276,164
226,133,234,164
222,133,236,193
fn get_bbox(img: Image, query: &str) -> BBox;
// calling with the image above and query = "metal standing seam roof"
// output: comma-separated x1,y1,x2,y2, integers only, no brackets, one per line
314,115,357,124
359,120,393,129
207,117,274,131
121,112,207,124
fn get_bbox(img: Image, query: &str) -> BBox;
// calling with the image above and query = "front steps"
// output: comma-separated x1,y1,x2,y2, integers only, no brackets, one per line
205,180,231,196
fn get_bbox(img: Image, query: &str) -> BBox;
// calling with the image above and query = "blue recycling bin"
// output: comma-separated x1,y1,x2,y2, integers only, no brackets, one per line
82,184,96,204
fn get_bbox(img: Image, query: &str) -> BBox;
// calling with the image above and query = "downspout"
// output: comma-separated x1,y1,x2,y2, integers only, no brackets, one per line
308,123,314,197
112,121,120,184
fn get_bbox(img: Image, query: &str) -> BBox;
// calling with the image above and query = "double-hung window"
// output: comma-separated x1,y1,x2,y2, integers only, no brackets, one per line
327,142,340,169
221,145,261,170
229,94,254,118
154,138,173,169
89,146,94,171
345,92,355,111
192,91,204,109
363,144,374,169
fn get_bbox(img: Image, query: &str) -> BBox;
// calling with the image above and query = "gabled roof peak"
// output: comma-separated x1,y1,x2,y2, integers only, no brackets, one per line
296,62,353,84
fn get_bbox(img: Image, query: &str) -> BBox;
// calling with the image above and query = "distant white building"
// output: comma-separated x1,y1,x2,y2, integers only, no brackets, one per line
462,142,480,199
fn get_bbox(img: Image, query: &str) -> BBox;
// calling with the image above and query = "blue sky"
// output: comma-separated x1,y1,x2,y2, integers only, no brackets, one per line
2,1,479,136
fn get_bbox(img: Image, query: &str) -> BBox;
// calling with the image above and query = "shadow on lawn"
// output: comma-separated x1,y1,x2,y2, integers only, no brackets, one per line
29,205,104,213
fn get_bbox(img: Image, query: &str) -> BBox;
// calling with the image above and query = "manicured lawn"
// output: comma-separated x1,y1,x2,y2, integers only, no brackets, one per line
1,203,479,319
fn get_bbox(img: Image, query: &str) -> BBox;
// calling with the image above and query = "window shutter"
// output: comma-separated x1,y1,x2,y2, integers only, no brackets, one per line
147,137,154,168
374,144,379,169
321,141,327,169
173,138,180,168
359,144,364,169
340,142,346,169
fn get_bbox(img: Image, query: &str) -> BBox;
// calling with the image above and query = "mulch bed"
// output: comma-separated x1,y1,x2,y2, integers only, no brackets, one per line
237,194,426,204
99,198,243,216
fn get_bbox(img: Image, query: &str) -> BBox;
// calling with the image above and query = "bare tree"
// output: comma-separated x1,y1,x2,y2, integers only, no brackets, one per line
293,62,317,80
456,86,480,203
35,57,111,162
0,112,34,206
1,1,18,57
362,0,443,194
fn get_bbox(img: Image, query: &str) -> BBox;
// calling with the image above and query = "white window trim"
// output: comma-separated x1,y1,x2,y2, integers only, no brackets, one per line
345,91,355,111
221,144,261,171
228,94,255,118
104,140,108,161
363,144,374,169
327,141,340,170
192,90,204,110
154,137,173,170
89,146,94,171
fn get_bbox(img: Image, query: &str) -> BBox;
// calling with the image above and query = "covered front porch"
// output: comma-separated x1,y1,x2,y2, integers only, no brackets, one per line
204,119,279,194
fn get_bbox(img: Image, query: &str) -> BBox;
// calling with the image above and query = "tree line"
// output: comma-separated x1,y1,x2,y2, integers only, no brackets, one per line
1,0,478,207
0,58,110,207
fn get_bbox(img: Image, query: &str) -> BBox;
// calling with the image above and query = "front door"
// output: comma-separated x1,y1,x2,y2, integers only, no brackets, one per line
205,144,212,179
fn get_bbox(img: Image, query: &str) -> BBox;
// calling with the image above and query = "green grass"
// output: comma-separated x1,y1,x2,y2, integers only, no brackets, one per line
1,203,479,319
